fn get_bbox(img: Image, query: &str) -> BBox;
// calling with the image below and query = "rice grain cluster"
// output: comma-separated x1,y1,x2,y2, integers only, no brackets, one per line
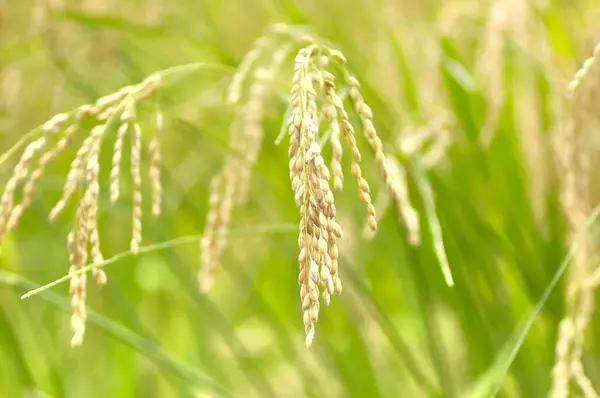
0,74,163,346
4,24,424,348
198,27,415,345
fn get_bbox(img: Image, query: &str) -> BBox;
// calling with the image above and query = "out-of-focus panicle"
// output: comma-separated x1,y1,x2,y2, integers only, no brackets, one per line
475,0,533,146
236,45,292,206
8,124,78,231
549,41,600,395
227,30,277,105
0,136,47,240
421,131,452,169
199,172,235,293
233,79,265,206
226,23,294,105
0,73,161,347
387,159,420,245
149,110,163,217
199,43,291,293
569,41,600,97
549,119,597,398
398,115,452,159
475,0,508,146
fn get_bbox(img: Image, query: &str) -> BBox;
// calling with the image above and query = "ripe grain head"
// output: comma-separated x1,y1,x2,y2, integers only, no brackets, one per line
0,73,162,346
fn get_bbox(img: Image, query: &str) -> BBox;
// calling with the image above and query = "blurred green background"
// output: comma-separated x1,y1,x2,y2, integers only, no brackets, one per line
1,0,600,397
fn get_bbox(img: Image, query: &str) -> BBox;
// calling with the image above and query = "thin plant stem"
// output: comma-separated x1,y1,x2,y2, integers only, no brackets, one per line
412,161,454,287
21,223,296,300
0,270,230,397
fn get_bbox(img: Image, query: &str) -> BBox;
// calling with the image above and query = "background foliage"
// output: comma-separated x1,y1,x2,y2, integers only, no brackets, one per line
1,0,599,397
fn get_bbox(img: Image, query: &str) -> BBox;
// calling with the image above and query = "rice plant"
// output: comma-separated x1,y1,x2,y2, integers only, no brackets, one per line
1,1,600,397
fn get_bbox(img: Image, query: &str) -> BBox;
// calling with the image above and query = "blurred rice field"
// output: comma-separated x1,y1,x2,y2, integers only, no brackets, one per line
1,0,600,397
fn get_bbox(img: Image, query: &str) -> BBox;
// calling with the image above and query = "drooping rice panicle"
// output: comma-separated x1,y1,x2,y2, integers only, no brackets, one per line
130,114,143,254
149,110,163,217
0,136,47,240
